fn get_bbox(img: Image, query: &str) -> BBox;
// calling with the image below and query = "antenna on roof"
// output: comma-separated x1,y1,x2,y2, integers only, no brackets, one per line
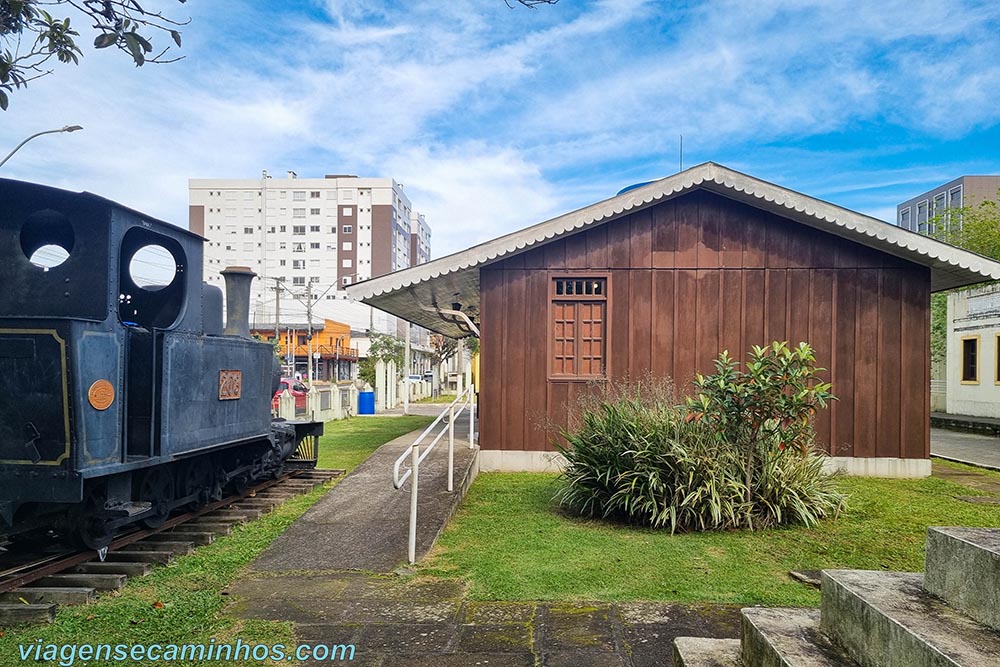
679,134,683,172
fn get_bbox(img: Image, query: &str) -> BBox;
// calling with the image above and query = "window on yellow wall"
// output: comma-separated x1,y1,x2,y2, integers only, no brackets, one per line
996,334,1000,384
961,336,979,383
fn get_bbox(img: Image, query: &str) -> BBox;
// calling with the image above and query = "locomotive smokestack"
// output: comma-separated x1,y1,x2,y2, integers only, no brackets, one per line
221,266,257,338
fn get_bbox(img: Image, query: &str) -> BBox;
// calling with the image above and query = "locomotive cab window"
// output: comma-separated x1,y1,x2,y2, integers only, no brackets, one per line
550,277,607,379
118,227,187,330
20,209,74,270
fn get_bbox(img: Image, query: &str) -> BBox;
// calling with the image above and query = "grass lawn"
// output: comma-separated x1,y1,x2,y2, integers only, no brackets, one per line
422,470,1000,607
411,393,458,404
934,456,1000,482
0,486,324,667
316,414,435,471
0,416,433,666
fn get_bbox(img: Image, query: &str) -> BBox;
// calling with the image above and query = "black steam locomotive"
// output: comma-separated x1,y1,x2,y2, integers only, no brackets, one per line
0,178,321,549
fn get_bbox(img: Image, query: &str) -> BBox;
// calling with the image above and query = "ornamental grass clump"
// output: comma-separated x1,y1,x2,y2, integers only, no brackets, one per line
555,342,846,532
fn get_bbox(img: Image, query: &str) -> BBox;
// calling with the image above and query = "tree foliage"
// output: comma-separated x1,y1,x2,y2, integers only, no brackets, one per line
685,342,835,500
0,0,188,110
0,0,556,111
367,331,404,367
930,194,1000,261
505,0,558,6
358,332,405,387
928,191,1000,364
428,334,458,368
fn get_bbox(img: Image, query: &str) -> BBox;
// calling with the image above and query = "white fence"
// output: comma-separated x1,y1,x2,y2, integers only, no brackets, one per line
277,383,359,422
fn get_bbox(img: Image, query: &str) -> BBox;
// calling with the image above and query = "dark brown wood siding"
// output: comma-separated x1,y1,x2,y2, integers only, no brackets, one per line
479,189,930,459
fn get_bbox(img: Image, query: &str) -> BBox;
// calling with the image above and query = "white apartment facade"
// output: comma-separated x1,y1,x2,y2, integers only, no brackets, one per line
188,171,429,334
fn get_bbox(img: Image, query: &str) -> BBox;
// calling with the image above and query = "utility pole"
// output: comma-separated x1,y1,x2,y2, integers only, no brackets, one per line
403,322,411,415
306,281,314,388
272,277,283,343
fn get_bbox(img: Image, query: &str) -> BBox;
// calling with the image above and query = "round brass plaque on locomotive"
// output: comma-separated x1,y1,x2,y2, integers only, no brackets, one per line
88,379,115,411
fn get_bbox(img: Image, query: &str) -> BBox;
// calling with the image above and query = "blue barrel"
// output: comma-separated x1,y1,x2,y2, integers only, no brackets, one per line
358,391,376,415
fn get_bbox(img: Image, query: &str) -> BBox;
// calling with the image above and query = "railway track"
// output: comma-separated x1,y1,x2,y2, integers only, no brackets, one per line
0,468,343,625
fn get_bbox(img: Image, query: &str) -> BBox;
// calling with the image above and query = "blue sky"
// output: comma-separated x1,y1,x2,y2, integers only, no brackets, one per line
2,0,999,257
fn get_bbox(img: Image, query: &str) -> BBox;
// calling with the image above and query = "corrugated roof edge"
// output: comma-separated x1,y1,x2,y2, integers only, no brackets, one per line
347,162,1000,300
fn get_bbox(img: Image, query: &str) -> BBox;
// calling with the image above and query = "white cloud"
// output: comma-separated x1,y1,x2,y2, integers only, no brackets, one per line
384,143,566,257
0,0,997,257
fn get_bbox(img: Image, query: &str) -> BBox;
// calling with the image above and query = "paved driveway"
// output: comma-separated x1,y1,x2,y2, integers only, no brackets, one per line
931,428,1000,470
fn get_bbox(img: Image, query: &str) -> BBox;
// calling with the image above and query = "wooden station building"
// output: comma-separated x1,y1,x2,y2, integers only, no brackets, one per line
348,163,1000,477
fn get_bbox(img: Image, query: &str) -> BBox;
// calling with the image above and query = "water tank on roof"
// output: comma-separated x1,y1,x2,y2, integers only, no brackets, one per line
617,181,655,196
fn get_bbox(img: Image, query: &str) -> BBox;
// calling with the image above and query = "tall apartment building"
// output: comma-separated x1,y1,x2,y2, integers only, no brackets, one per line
188,172,431,333
896,175,1000,233
410,212,431,266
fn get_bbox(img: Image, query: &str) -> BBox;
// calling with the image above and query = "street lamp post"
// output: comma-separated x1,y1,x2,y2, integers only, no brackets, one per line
0,125,83,168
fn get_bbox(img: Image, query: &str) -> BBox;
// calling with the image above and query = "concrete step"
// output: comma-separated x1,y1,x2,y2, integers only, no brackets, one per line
820,569,1000,667
280,480,320,488
145,531,214,546
673,637,740,666
227,504,275,515
127,540,194,555
741,607,855,667
168,522,232,535
189,514,247,525
230,499,277,510
0,603,57,624
925,527,1000,631
71,561,151,577
208,509,262,520
105,550,174,565
38,573,126,591
0,587,96,605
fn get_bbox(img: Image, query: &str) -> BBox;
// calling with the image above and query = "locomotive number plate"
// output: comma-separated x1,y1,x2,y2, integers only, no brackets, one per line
218,370,242,400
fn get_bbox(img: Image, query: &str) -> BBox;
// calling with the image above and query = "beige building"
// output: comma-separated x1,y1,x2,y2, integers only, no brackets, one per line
947,283,1000,418
188,171,430,334
896,175,1000,233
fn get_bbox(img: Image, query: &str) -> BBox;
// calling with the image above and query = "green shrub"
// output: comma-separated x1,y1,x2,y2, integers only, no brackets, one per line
686,341,836,503
554,343,845,532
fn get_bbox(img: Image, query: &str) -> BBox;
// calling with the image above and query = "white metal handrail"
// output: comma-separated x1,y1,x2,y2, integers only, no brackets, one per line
393,383,476,563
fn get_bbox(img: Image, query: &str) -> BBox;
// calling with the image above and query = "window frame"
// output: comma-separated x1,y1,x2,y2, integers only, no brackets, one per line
961,335,980,385
547,272,610,381
995,333,1000,385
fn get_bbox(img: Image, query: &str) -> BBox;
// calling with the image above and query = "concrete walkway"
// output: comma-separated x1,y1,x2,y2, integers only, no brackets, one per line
228,573,741,667
233,410,741,665
253,406,478,573
931,427,1000,471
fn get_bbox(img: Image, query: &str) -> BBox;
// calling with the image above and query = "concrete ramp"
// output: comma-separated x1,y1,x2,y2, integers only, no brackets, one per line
252,411,478,573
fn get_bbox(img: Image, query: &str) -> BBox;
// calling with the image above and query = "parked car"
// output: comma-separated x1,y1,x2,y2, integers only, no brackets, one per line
422,371,435,381
272,378,308,412
405,374,424,384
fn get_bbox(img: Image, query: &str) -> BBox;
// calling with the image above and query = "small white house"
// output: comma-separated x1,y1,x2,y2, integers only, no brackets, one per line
947,283,1000,418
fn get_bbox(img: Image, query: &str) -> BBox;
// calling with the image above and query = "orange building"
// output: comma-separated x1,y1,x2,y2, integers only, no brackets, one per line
251,318,358,382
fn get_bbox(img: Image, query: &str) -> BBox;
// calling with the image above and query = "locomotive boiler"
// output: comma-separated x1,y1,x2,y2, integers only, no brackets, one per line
0,178,321,549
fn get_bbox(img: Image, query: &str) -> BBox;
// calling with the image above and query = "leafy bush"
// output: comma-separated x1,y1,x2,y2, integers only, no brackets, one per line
686,341,836,502
555,343,845,532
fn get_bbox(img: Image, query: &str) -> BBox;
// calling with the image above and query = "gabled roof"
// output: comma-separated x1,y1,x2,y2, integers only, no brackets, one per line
347,162,1000,338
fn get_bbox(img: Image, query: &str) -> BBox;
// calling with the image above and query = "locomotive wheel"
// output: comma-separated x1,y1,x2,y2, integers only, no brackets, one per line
231,474,250,496
73,486,114,551
138,469,174,529
181,463,213,510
